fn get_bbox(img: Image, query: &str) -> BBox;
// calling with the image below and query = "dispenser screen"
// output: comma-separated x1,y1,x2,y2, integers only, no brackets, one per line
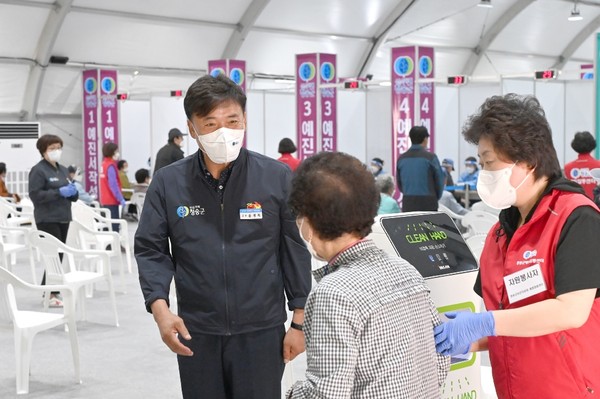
380,213,479,278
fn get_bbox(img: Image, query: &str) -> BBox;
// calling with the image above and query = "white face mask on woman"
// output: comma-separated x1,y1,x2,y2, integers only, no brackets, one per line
296,217,327,262
192,125,244,164
47,149,62,163
476,163,532,210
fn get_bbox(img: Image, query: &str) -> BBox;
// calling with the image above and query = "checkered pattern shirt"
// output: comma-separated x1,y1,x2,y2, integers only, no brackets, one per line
287,240,449,399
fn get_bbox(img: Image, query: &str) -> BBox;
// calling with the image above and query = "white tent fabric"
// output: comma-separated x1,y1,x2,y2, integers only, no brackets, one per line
1,0,600,119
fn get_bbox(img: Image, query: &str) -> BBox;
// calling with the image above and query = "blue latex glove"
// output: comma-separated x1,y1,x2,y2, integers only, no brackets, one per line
120,198,127,206
434,311,496,356
59,183,77,198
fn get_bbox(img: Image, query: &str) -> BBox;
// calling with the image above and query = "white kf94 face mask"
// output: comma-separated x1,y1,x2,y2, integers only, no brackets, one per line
191,124,245,164
47,149,62,163
476,163,532,210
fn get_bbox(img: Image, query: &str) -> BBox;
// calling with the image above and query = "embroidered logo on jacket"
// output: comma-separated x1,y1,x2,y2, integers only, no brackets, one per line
176,205,205,218
523,249,537,260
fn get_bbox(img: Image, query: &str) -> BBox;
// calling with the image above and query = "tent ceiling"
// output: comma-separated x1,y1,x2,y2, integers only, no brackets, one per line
1,0,600,118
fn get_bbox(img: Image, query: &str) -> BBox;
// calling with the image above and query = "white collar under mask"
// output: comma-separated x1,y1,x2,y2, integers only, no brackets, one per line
190,124,245,164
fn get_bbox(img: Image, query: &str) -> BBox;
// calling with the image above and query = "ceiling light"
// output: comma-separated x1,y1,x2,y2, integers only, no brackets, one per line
568,2,583,21
477,0,493,9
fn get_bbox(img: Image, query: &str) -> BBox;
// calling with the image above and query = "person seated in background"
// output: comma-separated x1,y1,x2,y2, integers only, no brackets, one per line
117,160,132,200
439,170,469,216
133,168,151,194
441,158,456,188
277,138,301,171
375,174,400,215
286,151,449,398
0,162,21,202
67,165,95,205
369,157,387,178
458,156,479,187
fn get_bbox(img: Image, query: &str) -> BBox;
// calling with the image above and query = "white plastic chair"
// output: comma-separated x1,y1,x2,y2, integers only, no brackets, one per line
0,200,34,227
470,201,501,216
461,210,498,238
68,220,126,292
28,230,119,326
130,192,146,216
0,267,81,395
438,203,465,222
0,225,36,283
465,233,488,261
71,201,132,274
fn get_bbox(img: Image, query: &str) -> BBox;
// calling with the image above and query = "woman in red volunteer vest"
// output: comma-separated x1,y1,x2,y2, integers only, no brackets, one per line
564,131,600,200
434,94,600,398
99,142,125,232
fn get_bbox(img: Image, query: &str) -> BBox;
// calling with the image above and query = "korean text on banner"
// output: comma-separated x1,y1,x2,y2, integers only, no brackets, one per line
418,47,435,152
296,54,319,160
82,69,99,198
319,53,337,153
99,70,119,147
391,47,417,175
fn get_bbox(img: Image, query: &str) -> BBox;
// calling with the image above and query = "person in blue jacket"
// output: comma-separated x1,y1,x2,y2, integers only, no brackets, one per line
396,126,445,212
135,74,311,399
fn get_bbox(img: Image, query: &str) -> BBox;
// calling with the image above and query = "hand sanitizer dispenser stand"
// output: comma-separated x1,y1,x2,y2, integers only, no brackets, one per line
369,212,482,399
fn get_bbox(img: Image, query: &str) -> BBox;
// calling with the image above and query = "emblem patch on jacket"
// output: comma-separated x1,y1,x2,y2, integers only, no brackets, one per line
176,205,205,218
240,202,262,220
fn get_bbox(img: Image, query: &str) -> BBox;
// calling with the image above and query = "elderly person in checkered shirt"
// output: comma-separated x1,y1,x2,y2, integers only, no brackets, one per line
286,151,449,399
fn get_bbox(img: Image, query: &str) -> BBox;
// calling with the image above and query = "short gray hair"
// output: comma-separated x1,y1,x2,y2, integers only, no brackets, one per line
375,175,395,195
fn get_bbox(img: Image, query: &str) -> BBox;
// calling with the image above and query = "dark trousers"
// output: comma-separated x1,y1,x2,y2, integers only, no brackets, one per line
177,325,285,399
402,195,439,212
36,222,69,292
102,204,121,232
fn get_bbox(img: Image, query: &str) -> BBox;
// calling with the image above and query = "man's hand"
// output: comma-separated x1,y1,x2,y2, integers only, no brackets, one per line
283,309,305,363
283,327,305,364
151,300,193,356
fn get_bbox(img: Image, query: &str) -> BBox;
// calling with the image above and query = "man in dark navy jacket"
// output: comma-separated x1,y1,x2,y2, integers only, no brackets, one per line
396,126,445,212
135,75,311,399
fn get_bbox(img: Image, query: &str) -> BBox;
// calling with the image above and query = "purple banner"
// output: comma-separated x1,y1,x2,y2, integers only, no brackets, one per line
391,46,416,174
418,46,435,152
208,59,228,78
228,59,246,93
209,59,247,146
319,53,337,152
99,69,119,147
82,69,99,198
296,54,318,160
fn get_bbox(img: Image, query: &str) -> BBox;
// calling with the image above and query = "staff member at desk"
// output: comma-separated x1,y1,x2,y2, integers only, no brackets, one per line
434,94,600,398
458,156,479,186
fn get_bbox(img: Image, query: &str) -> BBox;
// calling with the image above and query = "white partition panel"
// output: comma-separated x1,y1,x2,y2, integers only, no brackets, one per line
365,87,392,172
264,93,295,160
535,82,565,167
246,91,265,155
120,100,152,179
150,97,188,174
502,79,534,96
565,81,594,166
337,90,366,161
458,84,500,175
435,86,460,183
